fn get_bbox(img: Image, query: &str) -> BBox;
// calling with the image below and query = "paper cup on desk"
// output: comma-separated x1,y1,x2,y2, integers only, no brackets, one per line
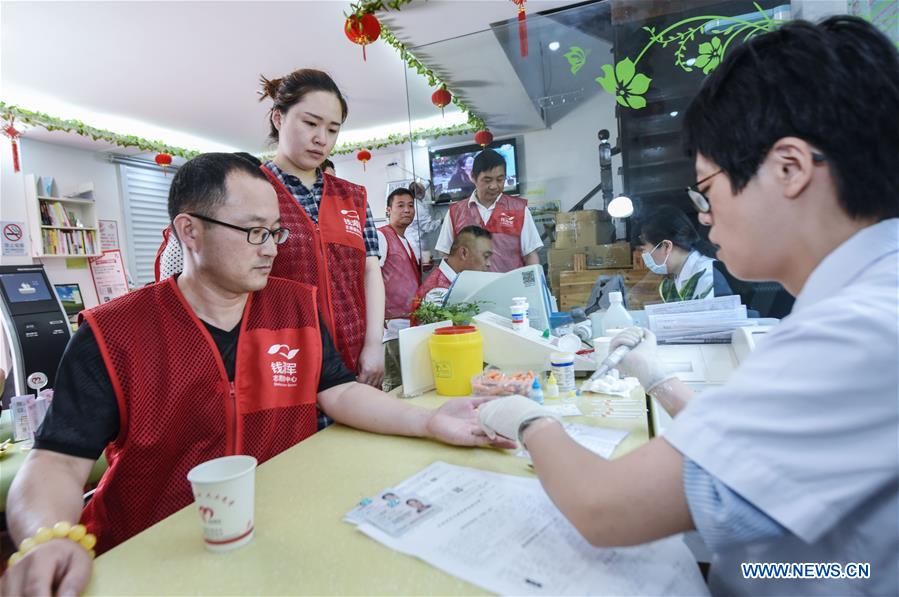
186,455,257,552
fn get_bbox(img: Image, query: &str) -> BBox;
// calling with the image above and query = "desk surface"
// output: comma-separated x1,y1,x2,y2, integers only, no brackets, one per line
86,392,649,596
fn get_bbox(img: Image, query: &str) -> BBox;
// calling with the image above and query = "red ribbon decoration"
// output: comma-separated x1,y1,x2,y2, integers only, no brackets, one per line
3,120,21,173
513,0,528,58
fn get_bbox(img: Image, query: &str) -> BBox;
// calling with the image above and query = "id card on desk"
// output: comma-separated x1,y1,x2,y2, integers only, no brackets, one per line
344,489,439,537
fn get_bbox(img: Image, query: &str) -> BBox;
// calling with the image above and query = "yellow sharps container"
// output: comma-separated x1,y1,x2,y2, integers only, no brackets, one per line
428,325,484,396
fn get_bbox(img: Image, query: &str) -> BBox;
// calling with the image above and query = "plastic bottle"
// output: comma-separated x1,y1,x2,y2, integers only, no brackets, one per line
510,297,529,333
544,372,560,400
512,297,529,322
550,352,577,401
528,377,544,405
600,291,633,336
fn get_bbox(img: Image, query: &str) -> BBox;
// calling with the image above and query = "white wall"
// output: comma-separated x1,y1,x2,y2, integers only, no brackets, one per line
0,138,127,309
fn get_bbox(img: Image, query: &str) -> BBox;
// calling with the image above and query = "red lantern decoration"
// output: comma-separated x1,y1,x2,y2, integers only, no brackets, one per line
345,13,381,62
511,0,528,58
155,152,173,176
474,130,494,148
431,86,452,117
2,118,21,173
357,149,372,171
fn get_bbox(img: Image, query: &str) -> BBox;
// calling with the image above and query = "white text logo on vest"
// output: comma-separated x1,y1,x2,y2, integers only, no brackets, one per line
340,209,363,237
268,344,299,388
499,213,516,228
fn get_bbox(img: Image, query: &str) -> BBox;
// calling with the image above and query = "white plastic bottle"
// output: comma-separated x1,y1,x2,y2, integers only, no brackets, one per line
510,297,529,332
601,291,633,336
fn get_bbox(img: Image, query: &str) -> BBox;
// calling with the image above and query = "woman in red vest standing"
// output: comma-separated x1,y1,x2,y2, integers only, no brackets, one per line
257,70,384,388
156,70,385,389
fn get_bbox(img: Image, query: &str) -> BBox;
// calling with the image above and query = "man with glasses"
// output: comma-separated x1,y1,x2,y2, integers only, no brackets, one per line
478,16,898,595
3,153,514,596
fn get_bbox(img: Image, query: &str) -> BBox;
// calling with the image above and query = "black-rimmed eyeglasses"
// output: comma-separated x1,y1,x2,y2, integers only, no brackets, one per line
686,152,827,213
188,213,290,245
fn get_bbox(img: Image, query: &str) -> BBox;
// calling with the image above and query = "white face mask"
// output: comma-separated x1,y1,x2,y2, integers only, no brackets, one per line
642,241,670,275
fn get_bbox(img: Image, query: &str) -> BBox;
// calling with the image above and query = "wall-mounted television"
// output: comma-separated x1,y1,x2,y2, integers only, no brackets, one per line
428,139,520,203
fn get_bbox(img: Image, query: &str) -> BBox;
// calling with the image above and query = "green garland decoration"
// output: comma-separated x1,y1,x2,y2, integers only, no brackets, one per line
1,0,490,161
0,102,201,159
326,120,479,156
349,0,487,130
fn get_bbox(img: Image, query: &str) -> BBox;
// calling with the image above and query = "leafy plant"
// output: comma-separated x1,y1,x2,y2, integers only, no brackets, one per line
412,300,485,326
659,271,712,302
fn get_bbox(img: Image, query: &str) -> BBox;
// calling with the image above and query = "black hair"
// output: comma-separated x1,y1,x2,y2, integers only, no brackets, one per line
450,224,492,254
639,205,716,257
387,187,414,207
321,158,336,172
683,16,899,221
168,153,268,222
471,149,506,181
259,69,349,143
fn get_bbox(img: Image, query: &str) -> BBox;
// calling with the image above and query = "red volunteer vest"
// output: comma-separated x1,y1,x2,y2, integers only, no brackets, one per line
153,168,368,373
410,266,453,326
379,225,420,320
449,194,527,273
79,276,322,554
261,168,368,373
415,266,452,303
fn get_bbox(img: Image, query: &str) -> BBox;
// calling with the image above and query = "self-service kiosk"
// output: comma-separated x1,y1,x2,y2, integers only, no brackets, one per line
0,265,72,397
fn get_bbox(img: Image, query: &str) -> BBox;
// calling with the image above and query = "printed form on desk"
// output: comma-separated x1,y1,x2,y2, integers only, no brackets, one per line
344,461,708,596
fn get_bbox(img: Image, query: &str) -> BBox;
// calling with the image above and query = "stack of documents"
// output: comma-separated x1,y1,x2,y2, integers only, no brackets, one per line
646,295,755,343
344,461,709,596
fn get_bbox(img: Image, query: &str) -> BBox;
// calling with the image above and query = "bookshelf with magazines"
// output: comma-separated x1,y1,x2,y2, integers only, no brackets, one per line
24,173,101,258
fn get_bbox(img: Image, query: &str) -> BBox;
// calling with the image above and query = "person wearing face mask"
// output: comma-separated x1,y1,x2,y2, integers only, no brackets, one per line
154,70,386,403
435,149,542,273
640,204,732,300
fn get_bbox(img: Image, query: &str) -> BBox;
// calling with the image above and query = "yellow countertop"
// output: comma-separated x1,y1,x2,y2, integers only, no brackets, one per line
85,392,649,596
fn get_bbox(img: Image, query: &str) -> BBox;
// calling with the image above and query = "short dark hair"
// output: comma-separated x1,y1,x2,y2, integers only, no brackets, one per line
321,158,335,172
471,149,506,180
259,69,348,143
683,16,899,221
450,224,491,254
640,205,716,257
168,153,268,222
387,187,414,207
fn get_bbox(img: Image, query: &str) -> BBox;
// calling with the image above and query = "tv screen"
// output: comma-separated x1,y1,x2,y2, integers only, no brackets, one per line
429,139,519,203
54,283,85,316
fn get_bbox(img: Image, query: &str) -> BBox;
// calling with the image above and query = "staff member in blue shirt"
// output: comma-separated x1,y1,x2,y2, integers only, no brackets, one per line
479,16,899,595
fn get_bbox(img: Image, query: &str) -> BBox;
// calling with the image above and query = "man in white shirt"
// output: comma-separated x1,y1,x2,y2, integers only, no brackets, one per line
435,149,541,272
478,16,899,595
377,188,419,392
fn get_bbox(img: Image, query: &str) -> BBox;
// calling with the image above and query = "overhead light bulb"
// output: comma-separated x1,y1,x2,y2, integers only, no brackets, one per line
670,111,679,117
607,195,634,218
548,41,560,51
416,139,429,147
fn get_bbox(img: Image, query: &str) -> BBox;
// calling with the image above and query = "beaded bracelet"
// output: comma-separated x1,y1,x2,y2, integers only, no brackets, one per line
7,522,96,567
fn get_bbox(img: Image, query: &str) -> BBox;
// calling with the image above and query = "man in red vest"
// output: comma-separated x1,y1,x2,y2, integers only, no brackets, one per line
3,154,514,596
377,187,419,391
415,225,493,308
435,149,542,273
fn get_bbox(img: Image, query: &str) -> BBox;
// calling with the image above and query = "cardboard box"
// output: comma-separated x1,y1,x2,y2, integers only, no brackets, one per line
547,242,633,290
559,267,662,311
553,210,614,248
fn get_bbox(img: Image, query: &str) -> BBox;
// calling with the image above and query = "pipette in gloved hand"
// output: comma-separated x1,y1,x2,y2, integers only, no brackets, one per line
587,329,644,382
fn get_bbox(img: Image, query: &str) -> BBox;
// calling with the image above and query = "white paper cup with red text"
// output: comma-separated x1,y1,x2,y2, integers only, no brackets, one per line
186,455,257,552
